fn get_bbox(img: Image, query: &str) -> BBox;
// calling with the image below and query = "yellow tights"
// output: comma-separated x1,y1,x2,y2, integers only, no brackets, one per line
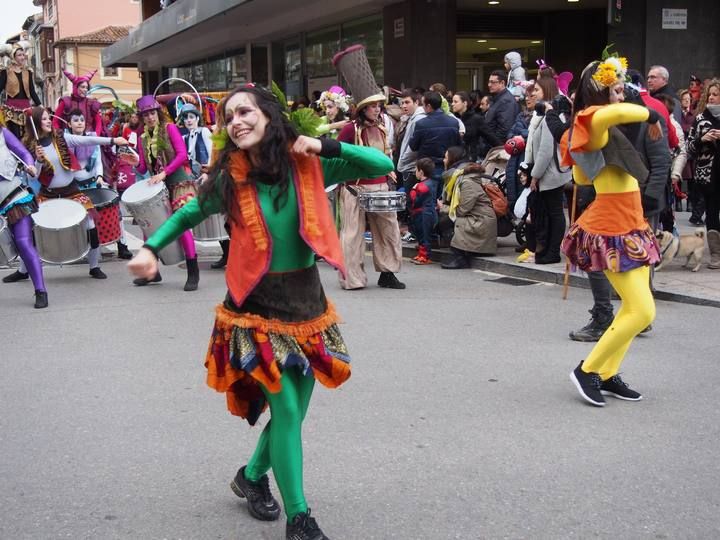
581,266,655,380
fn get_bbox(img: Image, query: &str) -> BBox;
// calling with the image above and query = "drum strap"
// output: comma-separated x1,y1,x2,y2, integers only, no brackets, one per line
88,227,100,249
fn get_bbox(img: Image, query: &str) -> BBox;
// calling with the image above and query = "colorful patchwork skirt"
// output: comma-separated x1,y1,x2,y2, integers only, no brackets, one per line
205,265,351,425
561,223,661,273
167,166,197,212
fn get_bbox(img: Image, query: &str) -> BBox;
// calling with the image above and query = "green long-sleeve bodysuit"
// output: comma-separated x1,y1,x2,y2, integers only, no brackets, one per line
145,141,393,521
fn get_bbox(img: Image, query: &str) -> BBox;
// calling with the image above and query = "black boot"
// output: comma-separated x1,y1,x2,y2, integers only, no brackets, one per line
117,242,133,260
286,509,329,540
211,240,229,269
3,270,29,283
569,309,613,342
441,248,470,269
134,272,162,286
377,271,406,289
34,290,48,309
184,258,199,291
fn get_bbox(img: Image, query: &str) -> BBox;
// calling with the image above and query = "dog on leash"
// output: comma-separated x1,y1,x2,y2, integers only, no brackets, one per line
655,229,705,272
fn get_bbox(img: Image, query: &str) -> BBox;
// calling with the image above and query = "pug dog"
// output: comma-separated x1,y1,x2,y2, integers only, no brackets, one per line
655,229,705,272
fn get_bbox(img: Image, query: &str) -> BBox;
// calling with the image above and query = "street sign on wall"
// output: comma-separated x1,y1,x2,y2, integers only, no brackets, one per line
661,8,687,30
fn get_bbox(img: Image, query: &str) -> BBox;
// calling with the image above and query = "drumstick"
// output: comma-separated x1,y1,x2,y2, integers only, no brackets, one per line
562,182,578,300
28,116,39,140
7,149,28,170
49,114,69,126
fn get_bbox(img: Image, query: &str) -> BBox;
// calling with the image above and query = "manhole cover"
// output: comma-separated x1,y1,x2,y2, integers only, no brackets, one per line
485,276,537,286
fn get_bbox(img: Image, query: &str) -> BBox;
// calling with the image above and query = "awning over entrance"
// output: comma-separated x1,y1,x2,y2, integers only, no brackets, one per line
102,0,396,70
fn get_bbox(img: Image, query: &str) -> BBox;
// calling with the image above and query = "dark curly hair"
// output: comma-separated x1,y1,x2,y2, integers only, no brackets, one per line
198,85,299,220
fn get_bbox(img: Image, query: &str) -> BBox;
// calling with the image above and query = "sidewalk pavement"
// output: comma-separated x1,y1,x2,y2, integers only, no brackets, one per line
401,211,720,309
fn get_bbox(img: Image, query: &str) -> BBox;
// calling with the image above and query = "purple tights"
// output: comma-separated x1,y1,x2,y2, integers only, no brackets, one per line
10,216,46,292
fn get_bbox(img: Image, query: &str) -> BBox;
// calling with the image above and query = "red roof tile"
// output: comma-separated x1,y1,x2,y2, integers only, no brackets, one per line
55,26,132,46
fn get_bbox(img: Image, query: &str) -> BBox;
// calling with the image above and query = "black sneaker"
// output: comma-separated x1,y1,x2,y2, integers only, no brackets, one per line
570,363,606,407
89,267,107,279
600,374,642,401
3,270,29,283
377,271,406,289
230,466,281,521
569,311,613,342
286,509,329,540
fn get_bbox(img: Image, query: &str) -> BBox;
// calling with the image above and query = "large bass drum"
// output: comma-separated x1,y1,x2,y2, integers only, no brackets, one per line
32,199,89,264
0,215,18,266
121,181,184,265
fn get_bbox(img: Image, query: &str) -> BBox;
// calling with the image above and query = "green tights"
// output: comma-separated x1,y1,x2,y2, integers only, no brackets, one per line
244,367,315,522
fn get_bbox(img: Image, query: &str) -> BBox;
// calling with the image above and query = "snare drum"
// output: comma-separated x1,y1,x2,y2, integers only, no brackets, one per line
358,191,407,212
0,215,18,266
85,187,121,245
32,199,89,264
121,181,184,265
193,213,229,241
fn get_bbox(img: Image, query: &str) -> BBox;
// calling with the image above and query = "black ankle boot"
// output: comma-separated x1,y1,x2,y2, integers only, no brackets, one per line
34,290,49,309
569,309,613,342
134,272,162,286
286,509,329,540
117,242,133,260
184,258,199,291
3,270,29,283
211,240,229,269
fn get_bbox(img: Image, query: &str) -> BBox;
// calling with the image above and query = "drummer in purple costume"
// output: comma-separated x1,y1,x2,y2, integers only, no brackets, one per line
20,107,129,280
133,95,200,292
0,123,46,308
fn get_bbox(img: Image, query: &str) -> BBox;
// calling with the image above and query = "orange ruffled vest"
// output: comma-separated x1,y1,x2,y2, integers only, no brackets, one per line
225,150,346,306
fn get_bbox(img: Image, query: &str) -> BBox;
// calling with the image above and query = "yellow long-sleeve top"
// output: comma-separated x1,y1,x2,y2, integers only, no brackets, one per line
561,103,652,236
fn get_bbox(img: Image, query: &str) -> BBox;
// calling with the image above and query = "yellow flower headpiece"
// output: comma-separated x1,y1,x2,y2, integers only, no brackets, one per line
591,45,629,89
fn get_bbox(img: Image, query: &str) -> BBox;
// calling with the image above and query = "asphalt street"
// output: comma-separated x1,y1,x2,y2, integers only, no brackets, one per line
1,256,719,539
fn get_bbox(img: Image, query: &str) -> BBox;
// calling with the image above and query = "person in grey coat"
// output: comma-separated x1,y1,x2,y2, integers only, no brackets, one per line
439,163,497,269
528,77,571,264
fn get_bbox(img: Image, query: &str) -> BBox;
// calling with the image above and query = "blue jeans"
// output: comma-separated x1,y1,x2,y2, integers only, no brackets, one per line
412,211,438,252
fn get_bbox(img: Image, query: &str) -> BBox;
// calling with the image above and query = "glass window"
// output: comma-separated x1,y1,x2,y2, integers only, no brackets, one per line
306,26,340,79
192,61,206,91
341,15,383,82
227,48,247,87
168,66,192,93
207,55,226,91
284,41,302,102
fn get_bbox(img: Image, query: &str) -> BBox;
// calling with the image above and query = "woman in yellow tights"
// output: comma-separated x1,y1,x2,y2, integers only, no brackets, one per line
560,58,663,407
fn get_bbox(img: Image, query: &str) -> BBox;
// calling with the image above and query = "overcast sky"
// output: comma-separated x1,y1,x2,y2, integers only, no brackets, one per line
2,0,41,43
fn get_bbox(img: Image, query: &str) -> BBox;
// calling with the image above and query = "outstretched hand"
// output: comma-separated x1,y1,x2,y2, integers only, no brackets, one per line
128,247,158,280
292,136,322,156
